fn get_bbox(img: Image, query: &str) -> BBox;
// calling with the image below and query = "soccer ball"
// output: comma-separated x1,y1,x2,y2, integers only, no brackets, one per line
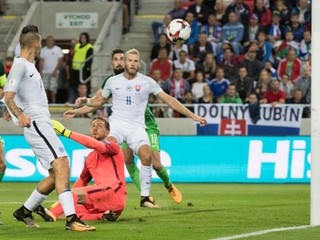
166,19,191,44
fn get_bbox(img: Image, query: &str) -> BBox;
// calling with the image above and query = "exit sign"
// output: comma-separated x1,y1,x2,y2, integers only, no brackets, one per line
56,12,98,28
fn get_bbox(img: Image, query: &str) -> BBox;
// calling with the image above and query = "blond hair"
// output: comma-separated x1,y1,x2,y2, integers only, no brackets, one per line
125,48,140,59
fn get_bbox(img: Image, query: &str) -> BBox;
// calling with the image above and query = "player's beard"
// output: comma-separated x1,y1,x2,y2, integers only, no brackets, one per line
114,67,124,75
125,66,138,78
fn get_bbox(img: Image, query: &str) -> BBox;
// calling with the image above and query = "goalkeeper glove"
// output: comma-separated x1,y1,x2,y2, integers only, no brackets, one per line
51,120,72,138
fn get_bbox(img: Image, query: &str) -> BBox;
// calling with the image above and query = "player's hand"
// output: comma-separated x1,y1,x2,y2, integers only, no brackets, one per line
75,97,88,107
18,113,31,128
51,120,72,138
63,110,77,119
192,115,207,127
3,109,12,122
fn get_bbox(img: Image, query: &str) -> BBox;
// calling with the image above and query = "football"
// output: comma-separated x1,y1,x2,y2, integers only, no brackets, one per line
166,19,191,44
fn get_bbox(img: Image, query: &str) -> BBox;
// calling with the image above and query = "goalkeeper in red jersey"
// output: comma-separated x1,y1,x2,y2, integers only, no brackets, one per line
35,117,126,222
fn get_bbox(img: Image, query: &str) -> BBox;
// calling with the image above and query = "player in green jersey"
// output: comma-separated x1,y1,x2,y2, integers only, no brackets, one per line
64,49,182,205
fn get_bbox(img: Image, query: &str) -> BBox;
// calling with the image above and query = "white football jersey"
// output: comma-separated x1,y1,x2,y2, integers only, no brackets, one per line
102,72,163,128
4,57,50,120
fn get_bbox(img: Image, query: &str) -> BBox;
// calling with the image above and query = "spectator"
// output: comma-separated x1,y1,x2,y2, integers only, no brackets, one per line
75,83,90,118
39,35,64,103
177,91,195,117
191,71,208,101
233,66,253,102
299,29,311,61
151,14,172,44
200,14,222,55
201,52,217,80
191,33,214,68
276,31,299,61
218,47,239,82
214,0,227,25
168,68,191,99
198,84,217,103
257,31,274,65
294,0,311,27
122,0,130,34
264,60,278,80
187,0,213,26
173,50,196,84
241,45,263,82
279,73,294,99
257,68,272,89
69,32,93,103
243,14,262,48
285,10,304,42
4,56,13,76
266,10,286,50
152,96,172,118
219,83,242,103
286,89,310,118
246,92,261,123
277,48,302,84
218,11,245,57
293,64,311,104
168,0,187,20
150,33,171,61
168,41,189,61
246,92,259,104
151,68,170,94
184,11,201,50
285,88,305,104
253,0,272,30
207,67,230,100
149,48,173,81
260,80,286,107
273,0,291,26
222,0,250,26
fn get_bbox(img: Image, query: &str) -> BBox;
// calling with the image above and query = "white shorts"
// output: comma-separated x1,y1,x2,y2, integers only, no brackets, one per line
24,117,68,170
42,73,58,93
109,120,150,155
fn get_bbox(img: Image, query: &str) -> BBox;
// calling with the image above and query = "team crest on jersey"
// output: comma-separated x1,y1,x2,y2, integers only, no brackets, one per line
135,85,141,92
126,85,133,92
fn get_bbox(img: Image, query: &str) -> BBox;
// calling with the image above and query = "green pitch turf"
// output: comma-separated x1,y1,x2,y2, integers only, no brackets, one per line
0,183,319,240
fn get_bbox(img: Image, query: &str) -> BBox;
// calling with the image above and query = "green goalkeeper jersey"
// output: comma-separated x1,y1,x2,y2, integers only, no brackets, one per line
101,74,159,133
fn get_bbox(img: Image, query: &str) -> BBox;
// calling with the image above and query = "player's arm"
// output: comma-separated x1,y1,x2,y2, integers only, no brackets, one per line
157,91,207,126
4,62,31,127
65,90,102,118
73,163,92,188
52,120,120,155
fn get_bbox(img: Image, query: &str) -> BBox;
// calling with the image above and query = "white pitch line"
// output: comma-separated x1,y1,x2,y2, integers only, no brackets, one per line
210,225,314,240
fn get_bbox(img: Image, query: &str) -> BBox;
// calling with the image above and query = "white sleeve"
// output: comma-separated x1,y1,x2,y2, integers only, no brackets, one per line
149,77,163,96
4,62,26,93
101,76,112,99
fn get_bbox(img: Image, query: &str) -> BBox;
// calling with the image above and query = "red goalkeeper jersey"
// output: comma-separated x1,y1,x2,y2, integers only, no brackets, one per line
71,132,126,192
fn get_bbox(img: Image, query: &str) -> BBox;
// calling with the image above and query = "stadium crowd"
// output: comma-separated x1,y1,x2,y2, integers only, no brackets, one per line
149,0,311,118
0,0,312,118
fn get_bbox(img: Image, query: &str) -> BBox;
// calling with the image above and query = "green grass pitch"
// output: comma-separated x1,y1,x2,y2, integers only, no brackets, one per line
0,183,319,240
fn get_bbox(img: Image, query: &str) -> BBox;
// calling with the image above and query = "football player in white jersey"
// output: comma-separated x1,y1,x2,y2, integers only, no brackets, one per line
3,25,95,231
76,48,207,207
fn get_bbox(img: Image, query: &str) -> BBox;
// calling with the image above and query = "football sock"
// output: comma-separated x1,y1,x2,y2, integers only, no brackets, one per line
140,164,152,197
0,172,4,183
24,189,48,212
126,163,141,191
58,190,77,217
156,166,171,188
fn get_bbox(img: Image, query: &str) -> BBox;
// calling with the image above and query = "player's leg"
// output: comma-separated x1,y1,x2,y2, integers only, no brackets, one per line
19,119,95,231
122,143,141,191
149,132,182,204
